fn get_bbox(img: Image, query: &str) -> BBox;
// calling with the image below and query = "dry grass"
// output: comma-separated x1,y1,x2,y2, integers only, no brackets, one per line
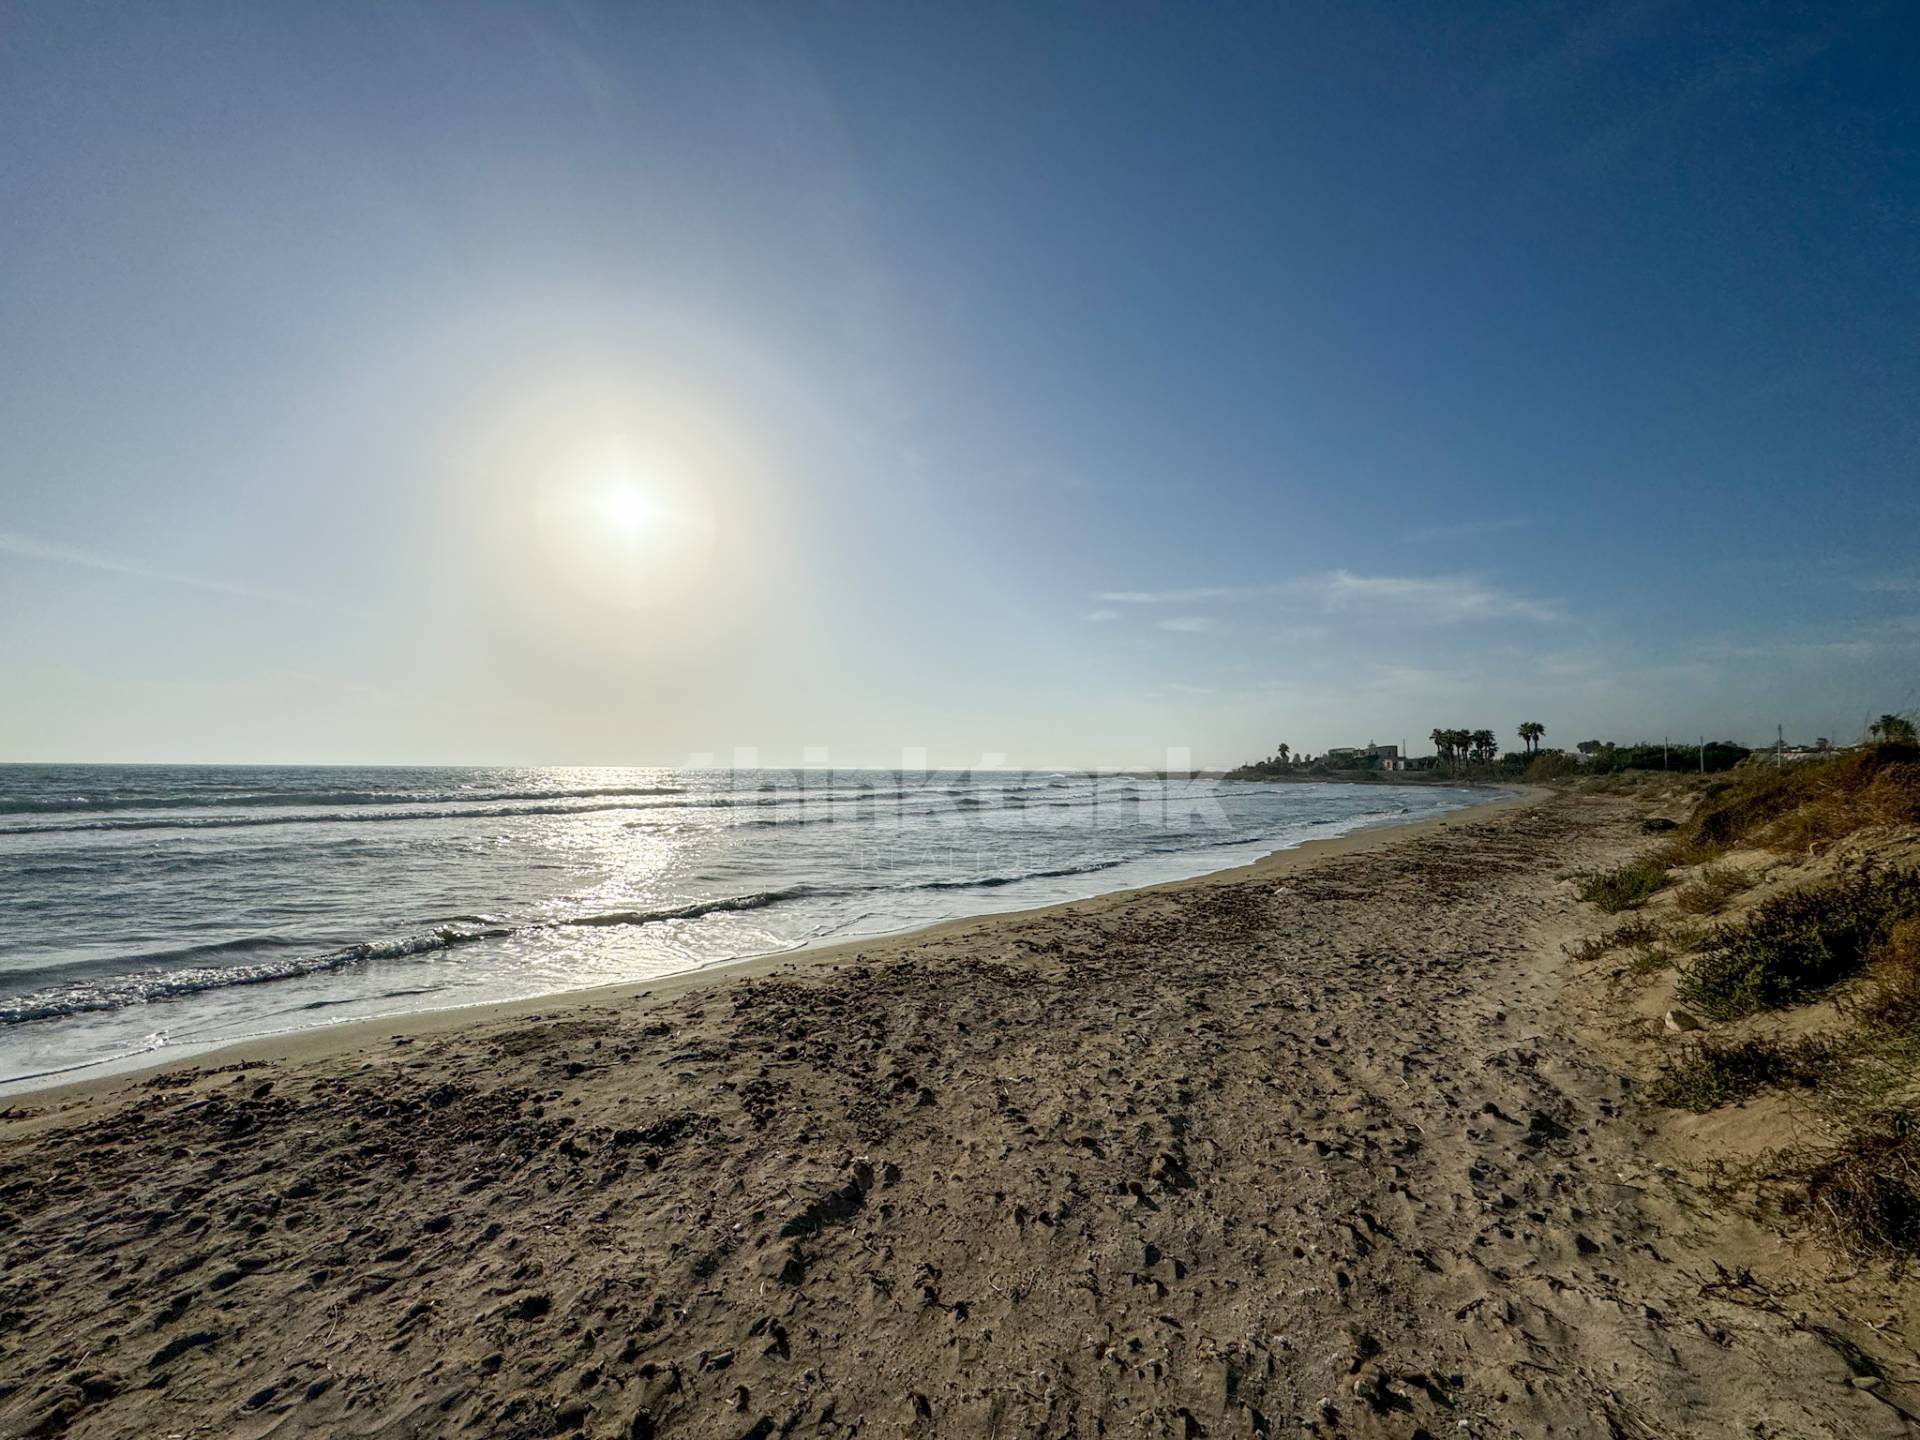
1787,1116,1920,1259
1770,757,1920,852
1818,921,1920,1118
1846,918,1920,1034
1672,864,1752,917
1570,915,1664,965
1681,742,1920,859
1571,915,1697,974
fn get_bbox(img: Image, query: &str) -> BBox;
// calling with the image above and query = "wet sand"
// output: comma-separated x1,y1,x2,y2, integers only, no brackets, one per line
3,789,1914,1438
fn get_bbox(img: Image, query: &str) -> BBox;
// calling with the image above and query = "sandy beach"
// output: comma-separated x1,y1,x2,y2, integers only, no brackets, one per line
3,789,1914,1439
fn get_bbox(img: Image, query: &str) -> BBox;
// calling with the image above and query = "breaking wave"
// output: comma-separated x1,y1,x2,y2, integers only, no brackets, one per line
0,889,831,1025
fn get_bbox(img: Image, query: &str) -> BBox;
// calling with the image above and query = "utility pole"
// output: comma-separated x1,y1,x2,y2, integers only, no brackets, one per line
1777,723,1784,768
1663,736,1669,770
1699,736,1705,774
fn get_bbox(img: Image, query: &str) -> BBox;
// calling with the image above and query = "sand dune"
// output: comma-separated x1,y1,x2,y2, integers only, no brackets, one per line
2,793,1913,1438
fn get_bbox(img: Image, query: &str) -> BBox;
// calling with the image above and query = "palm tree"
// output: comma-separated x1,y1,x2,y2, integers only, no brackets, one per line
1471,728,1497,764
1517,721,1544,755
1429,728,1448,764
1278,742,1290,764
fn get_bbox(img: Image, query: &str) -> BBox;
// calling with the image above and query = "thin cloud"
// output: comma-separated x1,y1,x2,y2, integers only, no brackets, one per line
1096,585,1270,605
0,529,365,618
1157,616,1216,633
1706,616,1920,664
1084,608,1120,622
1858,574,1920,596
1402,517,1532,544
1091,569,1558,625
1300,570,1560,623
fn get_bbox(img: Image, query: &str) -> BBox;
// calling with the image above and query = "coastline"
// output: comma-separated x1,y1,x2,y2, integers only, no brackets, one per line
4,784,1912,1439
3,785,1536,1118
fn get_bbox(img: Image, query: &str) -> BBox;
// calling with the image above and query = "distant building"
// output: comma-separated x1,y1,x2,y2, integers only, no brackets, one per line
1325,742,1400,766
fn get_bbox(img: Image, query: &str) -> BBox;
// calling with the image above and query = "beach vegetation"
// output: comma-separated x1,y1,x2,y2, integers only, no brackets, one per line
1845,918,1920,1034
1574,856,1672,913
1626,939,1682,974
1592,733,1920,1257
1586,741,1751,776
1675,866,1920,1020
1523,750,1582,782
1569,914,1665,964
1673,865,1753,916
1787,1115,1920,1259
1638,880,1920,1260
1651,1036,1834,1113
1661,740,1920,860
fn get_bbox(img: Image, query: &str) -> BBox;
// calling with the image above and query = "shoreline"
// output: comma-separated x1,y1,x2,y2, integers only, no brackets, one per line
6,784,1910,1439
2,786,1536,1119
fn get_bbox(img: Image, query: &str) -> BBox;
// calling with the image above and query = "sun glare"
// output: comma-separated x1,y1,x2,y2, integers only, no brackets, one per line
600,482,652,536
528,434,722,610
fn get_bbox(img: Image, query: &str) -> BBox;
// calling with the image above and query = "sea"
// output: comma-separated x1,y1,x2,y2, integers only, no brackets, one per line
0,765,1488,1090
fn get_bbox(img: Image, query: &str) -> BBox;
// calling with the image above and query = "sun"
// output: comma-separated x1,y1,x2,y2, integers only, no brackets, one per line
529,435,721,609
599,482,653,537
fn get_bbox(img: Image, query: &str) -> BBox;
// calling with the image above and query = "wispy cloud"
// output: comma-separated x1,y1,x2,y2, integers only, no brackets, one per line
0,529,364,617
1096,585,1269,605
1157,615,1216,633
1300,570,1560,623
1858,574,1920,596
1402,517,1532,544
1704,616,1920,664
1092,569,1556,624
1084,608,1121,623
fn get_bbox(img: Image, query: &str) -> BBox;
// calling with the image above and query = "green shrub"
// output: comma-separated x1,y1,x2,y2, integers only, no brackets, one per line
1651,1037,1834,1113
1676,867,1920,1019
1573,856,1671,913
1591,741,1750,775
1523,751,1583,782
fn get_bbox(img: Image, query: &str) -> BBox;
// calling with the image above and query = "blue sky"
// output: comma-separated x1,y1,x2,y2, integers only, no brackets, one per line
2,1,1916,767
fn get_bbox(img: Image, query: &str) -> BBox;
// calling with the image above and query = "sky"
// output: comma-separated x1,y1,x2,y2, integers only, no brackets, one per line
2,1,1916,769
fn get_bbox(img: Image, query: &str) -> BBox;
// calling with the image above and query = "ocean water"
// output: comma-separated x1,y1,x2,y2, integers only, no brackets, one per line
0,765,1486,1089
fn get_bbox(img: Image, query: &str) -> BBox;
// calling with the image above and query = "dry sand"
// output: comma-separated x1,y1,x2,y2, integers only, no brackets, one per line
3,791,1916,1438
